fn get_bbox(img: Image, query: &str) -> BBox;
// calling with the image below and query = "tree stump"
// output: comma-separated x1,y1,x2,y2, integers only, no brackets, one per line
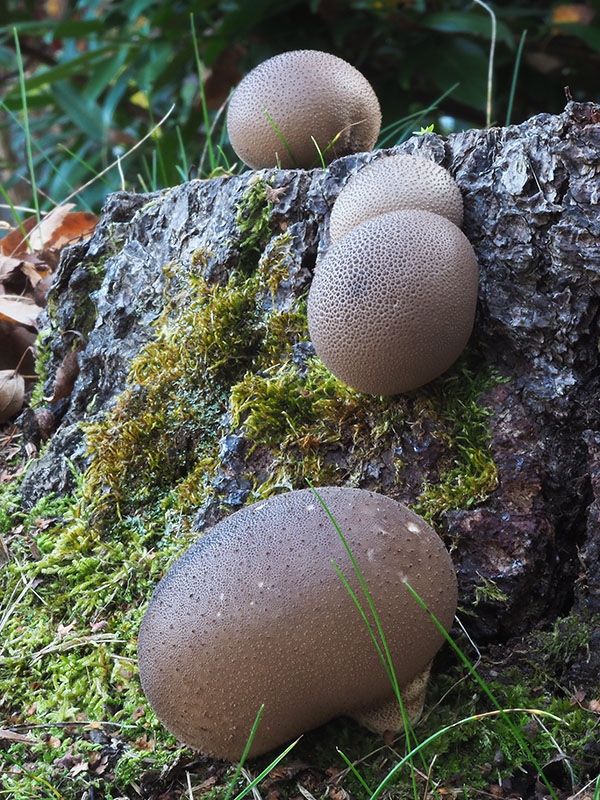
18,101,600,694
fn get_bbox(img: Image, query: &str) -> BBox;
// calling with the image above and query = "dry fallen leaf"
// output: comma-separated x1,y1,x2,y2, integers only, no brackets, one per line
0,370,25,423
50,349,80,402
132,733,155,751
0,254,23,282
588,698,600,712
0,205,98,257
0,296,42,329
69,760,89,777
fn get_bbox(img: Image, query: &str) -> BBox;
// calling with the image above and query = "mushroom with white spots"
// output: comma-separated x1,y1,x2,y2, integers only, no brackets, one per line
137,487,457,760
226,50,381,169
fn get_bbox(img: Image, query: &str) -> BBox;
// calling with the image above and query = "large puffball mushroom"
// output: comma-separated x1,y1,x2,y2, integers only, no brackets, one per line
226,50,381,169
138,487,457,761
307,209,478,396
329,154,464,243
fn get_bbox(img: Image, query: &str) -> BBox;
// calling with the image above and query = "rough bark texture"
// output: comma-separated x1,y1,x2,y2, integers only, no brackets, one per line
18,102,600,680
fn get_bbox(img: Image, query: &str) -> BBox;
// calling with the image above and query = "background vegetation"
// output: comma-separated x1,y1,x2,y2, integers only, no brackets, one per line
1,0,600,218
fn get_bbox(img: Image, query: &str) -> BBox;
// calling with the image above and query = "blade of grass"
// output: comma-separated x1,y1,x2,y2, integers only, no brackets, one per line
13,28,41,228
506,29,527,126
0,180,27,241
264,110,297,168
402,581,560,800
175,125,189,179
308,480,423,800
0,99,83,204
369,707,563,800
232,737,301,800
472,0,496,127
190,12,216,174
311,136,326,169
223,704,265,800
57,143,115,192
199,93,230,175
1,748,66,800
377,83,459,148
336,747,375,795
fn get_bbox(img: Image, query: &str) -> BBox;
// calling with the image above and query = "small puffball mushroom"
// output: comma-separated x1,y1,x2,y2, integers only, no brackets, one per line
329,154,464,243
138,487,457,761
226,50,381,169
307,209,478,396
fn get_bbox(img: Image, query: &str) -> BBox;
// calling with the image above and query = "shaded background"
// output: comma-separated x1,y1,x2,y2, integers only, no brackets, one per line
1,0,600,216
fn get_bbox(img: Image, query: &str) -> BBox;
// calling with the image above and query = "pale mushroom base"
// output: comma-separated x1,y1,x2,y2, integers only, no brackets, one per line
350,662,432,733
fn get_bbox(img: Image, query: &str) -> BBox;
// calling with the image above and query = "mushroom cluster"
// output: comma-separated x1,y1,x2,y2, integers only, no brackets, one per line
227,50,381,169
308,154,479,395
138,487,457,761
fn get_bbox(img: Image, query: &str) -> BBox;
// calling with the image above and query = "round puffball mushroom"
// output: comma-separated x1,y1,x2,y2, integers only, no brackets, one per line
138,487,457,761
329,154,464,243
226,50,381,169
307,209,478,396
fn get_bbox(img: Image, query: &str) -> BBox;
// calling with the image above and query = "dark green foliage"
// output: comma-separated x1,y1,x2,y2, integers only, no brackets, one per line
2,0,600,220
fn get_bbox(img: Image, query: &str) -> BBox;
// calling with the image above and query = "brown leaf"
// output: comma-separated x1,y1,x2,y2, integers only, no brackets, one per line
0,206,98,259
44,210,98,250
132,733,155,751
0,254,24,282
588,698,600,712
0,296,42,328
0,216,43,259
26,205,74,252
0,728,34,743
69,760,89,777
19,260,48,288
0,370,25,423
50,350,80,402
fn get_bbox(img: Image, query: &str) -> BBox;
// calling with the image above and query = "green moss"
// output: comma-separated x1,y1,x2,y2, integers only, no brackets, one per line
235,176,275,267
411,360,503,522
474,575,510,606
29,328,53,407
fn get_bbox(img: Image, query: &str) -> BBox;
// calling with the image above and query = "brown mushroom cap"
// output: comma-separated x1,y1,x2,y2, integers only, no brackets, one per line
226,50,381,169
307,209,478,396
137,487,457,760
329,154,464,243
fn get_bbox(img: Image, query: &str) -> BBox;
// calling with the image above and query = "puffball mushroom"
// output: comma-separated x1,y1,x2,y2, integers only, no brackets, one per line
307,209,478,396
329,154,464,243
138,487,457,761
226,49,381,169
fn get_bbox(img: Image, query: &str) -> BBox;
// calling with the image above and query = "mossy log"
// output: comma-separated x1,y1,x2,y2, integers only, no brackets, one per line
19,101,600,690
